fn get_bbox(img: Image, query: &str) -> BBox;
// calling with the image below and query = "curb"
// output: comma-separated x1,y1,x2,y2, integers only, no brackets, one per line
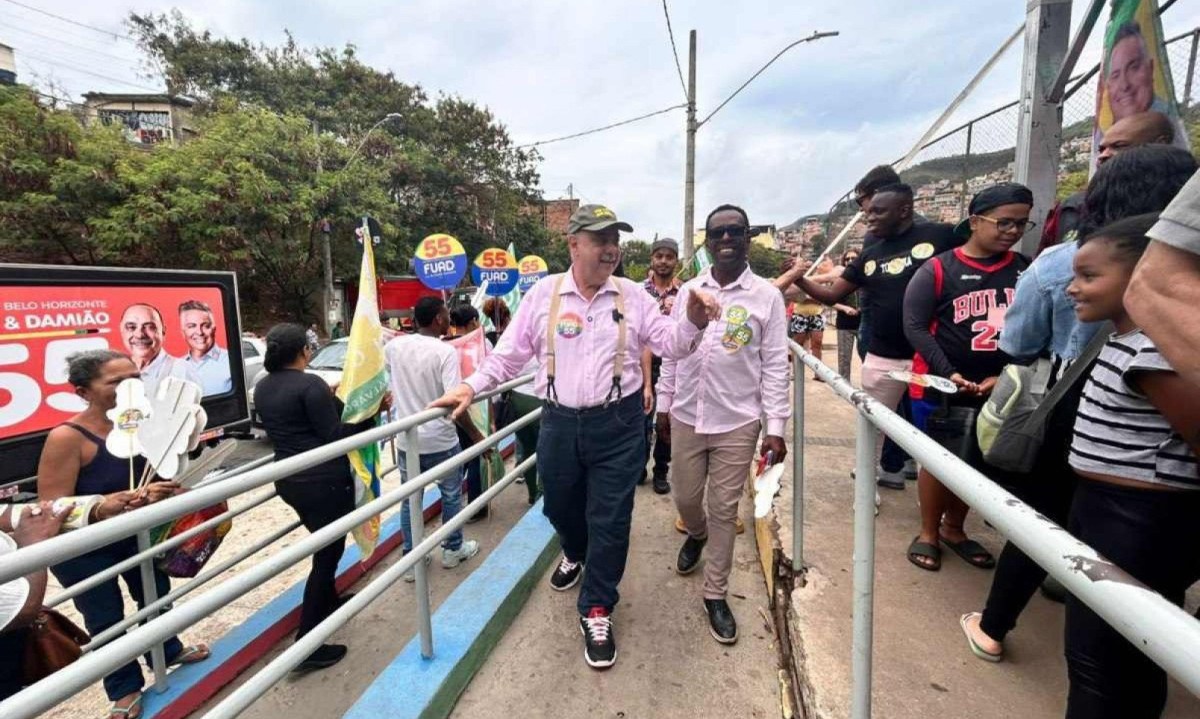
342,499,557,719
142,488,442,719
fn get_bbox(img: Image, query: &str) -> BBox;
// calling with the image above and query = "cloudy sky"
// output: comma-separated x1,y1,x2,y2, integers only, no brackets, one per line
5,0,1200,241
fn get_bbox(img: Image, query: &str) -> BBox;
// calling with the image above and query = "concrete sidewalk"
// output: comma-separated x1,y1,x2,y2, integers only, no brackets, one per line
452,484,783,719
774,354,1200,718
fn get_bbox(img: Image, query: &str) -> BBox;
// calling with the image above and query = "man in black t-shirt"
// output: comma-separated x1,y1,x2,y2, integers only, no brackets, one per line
778,183,959,490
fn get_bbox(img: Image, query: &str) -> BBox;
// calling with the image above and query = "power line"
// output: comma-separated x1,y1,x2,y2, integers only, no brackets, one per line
17,50,161,93
0,0,136,42
0,21,144,65
517,103,686,149
661,0,688,102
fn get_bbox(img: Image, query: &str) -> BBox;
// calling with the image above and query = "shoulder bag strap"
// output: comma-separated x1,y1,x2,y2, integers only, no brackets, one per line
1025,322,1112,426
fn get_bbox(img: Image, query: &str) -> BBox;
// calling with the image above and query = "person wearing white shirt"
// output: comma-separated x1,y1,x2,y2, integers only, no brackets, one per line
118,303,199,397
179,300,233,396
385,297,485,578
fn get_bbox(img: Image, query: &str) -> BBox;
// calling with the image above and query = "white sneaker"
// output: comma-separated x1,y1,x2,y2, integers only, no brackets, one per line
402,554,433,583
903,459,919,479
442,539,481,568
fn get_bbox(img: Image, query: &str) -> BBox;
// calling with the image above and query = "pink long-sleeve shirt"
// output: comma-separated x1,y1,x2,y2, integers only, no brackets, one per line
464,270,703,409
657,266,791,437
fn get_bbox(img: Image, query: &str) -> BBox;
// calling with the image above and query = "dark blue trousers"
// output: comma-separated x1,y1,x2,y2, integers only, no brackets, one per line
52,538,184,701
538,393,645,615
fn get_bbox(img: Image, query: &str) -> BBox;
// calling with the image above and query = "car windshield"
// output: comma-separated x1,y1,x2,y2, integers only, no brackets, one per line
308,342,347,370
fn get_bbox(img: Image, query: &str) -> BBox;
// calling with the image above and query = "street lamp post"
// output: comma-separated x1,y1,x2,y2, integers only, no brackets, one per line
316,112,403,333
681,30,839,262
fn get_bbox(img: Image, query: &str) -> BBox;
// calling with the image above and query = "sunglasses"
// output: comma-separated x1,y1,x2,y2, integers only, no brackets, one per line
706,225,748,241
974,215,1037,234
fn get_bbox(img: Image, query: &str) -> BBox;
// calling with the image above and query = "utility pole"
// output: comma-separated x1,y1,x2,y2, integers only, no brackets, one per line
1013,0,1070,256
682,30,698,262
314,119,336,335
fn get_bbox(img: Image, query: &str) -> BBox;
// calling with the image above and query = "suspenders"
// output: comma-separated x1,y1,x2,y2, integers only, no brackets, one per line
544,274,628,408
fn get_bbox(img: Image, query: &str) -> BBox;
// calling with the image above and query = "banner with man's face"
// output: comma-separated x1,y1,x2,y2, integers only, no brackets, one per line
1090,0,1190,171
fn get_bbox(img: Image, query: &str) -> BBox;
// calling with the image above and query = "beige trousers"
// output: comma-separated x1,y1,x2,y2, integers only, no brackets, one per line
670,417,761,600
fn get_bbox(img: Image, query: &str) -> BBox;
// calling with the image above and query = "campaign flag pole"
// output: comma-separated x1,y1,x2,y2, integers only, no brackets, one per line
336,218,389,560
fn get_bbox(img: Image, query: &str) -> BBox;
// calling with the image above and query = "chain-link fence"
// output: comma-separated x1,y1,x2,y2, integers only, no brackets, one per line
801,25,1200,256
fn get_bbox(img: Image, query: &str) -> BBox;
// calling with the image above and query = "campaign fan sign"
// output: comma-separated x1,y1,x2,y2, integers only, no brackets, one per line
471,248,519,296
413,233,468,291
517,255,549,293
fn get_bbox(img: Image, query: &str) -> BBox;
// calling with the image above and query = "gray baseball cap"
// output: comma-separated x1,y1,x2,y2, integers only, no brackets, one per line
568,204,634,234
650,238,680,255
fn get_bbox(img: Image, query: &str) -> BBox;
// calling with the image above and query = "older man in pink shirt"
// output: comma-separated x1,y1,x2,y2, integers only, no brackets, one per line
433,203,719,670
658,203,790,644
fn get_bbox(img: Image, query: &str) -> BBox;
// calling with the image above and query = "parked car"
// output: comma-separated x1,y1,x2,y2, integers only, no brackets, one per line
242,336,266,390
248,337,348,426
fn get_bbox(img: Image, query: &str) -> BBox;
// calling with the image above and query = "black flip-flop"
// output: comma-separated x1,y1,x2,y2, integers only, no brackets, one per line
907,537,941,571
940,537,996,569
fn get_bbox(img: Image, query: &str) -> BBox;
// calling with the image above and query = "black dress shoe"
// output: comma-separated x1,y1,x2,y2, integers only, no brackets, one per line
335,593,355,610
1040,576,1068,603
652,474,670,494
703,598,738,644
294,643,347,672
676,535,707,575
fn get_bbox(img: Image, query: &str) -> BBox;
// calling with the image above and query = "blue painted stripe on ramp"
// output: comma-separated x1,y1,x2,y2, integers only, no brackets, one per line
343,499,555,719
142,486,440,719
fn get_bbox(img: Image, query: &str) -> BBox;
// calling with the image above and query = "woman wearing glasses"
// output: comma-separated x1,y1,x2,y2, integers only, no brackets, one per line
901,183,1034,573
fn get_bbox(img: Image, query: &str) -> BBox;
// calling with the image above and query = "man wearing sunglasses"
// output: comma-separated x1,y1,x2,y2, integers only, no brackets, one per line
777,184,960,494
431,203,720,670
656,204,789,644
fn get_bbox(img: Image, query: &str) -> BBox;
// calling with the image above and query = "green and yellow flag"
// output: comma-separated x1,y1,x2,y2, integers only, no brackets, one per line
336,217,389,560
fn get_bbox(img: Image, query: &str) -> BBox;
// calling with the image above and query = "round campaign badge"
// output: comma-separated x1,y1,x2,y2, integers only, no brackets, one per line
518,255,549,293
471,248,520,296
413,234,468,291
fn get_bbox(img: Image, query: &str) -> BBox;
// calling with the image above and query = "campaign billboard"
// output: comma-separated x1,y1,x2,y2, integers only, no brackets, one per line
0,265,249,485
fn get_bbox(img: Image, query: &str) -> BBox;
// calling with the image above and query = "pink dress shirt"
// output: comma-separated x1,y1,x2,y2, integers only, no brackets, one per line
464,270,703,409
657,266,791,437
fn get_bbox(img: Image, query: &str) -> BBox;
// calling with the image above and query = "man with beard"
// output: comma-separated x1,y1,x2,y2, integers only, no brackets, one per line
641,237,681,494
179,300,232,396
119,303,198,397
658,204,789,644
431,203,720,670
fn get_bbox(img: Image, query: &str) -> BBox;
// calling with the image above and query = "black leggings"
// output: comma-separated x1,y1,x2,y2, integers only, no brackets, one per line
1064,479,1200,719
275,476,355,639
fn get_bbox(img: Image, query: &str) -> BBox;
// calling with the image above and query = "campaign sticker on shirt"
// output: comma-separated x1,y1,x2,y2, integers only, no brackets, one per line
911,243,935,260
556,312,584,339
725,305,749,324
517,255,549,293
884,257,909,275
864,260,878,277
721,323,753,353
413,233,468,291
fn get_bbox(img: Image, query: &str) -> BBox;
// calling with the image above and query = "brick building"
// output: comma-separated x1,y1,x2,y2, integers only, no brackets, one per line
526,198,580,237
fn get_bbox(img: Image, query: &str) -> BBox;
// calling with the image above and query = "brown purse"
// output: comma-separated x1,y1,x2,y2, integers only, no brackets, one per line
23,608,90,684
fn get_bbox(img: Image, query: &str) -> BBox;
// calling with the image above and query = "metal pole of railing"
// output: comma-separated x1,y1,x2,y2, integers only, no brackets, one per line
405,427,435,659
791,357,805,571
136,530,169,691
194,455,272,489
50,491,278,608
0,409,539,719
0,374,534,584
86,520,303,650
850,412,877,719
1184,29,1199,109
202,452,538,719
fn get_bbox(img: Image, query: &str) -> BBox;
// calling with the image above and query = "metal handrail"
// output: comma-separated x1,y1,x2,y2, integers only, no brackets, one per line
0,398,540,719
0,374,532,584
204,453,539,719
787,342,1200,719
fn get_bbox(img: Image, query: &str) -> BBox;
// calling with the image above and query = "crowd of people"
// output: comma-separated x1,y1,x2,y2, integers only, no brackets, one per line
4,106,1200,719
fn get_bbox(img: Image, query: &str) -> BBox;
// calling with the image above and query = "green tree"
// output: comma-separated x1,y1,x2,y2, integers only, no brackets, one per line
0,86,138,264
749,243,787,279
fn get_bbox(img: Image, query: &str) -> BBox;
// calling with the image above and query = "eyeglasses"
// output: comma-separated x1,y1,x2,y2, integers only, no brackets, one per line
706,225,748,241
973,215,1036,234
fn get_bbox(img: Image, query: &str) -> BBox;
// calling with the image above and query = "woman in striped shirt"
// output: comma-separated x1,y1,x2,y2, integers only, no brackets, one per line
1063,213,1200,719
